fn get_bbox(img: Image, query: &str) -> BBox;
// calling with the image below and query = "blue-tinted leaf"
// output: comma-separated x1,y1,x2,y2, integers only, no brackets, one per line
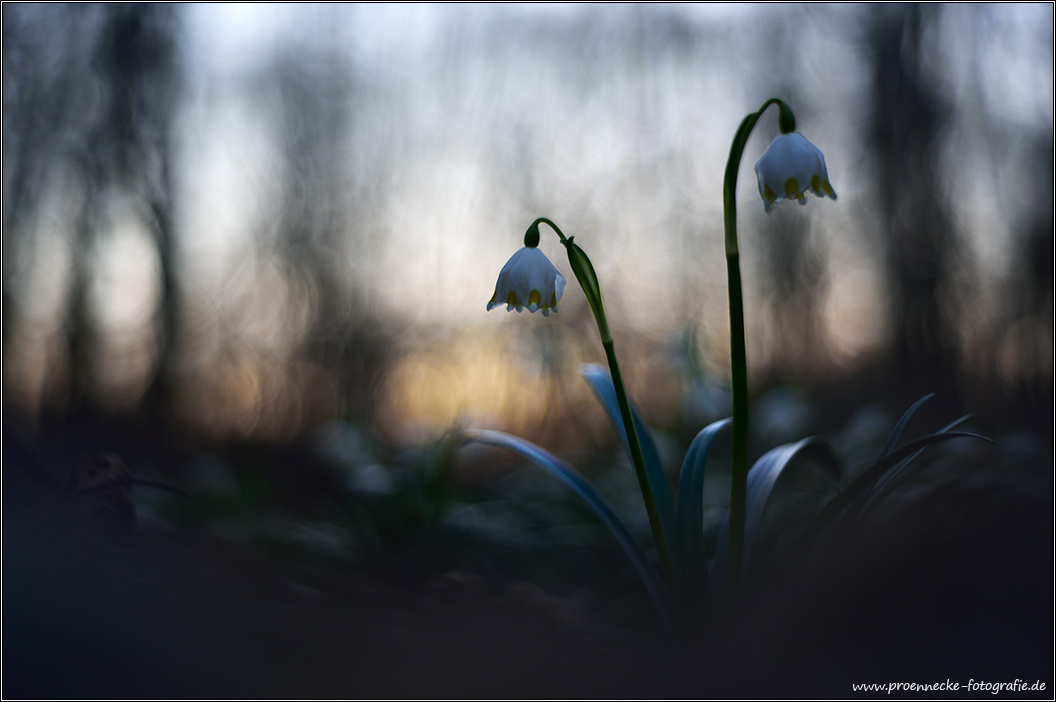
712,437,839,590
792,430,992,553
462,428,673,632
876,393,934,460
674,418,731,603
580,364,676,552
743,438,839,560
864,414,974,509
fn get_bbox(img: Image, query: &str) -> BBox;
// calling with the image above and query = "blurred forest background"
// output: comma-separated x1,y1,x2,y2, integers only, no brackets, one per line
3,4,1052,447
2,4,1053,696
3,3,1052,450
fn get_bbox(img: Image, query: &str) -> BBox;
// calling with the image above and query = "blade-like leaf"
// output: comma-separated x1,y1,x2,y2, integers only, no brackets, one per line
462,428,673,631
792,430,992,553
876,393,934,460
864,414,974,510
712,437,839,590
674,418,731,602
580,364,676,553
743,438,840,560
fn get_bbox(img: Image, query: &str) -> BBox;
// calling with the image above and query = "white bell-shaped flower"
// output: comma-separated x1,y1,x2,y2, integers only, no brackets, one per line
487,246,566,317
754,132,837,214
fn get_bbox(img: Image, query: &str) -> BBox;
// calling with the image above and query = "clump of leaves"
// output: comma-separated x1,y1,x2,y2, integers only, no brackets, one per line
464,367,988,632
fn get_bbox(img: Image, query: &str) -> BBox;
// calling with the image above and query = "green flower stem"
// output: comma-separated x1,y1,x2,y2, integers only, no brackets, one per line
529,217,680,602
722,98,794,597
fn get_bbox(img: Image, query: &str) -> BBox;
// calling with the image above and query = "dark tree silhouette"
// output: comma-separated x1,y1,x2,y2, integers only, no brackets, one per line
2,5,181,419
870,4,962,407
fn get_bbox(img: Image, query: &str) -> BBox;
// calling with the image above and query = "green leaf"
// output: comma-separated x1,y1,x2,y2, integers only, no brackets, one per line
563,241,609,339
712,437,839,588
580,364,677,555
674,418,731,604
462,428,674,632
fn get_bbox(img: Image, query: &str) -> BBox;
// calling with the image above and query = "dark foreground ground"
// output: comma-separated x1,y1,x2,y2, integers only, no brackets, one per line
4,416,1053,699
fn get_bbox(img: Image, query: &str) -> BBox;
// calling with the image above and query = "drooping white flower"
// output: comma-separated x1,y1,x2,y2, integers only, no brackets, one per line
754,132,837,214
487,246,566,317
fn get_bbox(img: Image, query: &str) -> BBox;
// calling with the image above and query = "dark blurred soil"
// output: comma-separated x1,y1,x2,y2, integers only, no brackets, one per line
5,523,664,699
4,423,1053,699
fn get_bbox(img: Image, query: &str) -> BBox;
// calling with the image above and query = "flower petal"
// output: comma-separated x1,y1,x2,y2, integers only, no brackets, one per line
487,247,566,315
754,132,836,214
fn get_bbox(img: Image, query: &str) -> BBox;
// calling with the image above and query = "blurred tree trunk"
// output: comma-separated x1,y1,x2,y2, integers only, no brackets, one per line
2,7,95,386
60,6,181,420
101,5,181,422
871,4,961,407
